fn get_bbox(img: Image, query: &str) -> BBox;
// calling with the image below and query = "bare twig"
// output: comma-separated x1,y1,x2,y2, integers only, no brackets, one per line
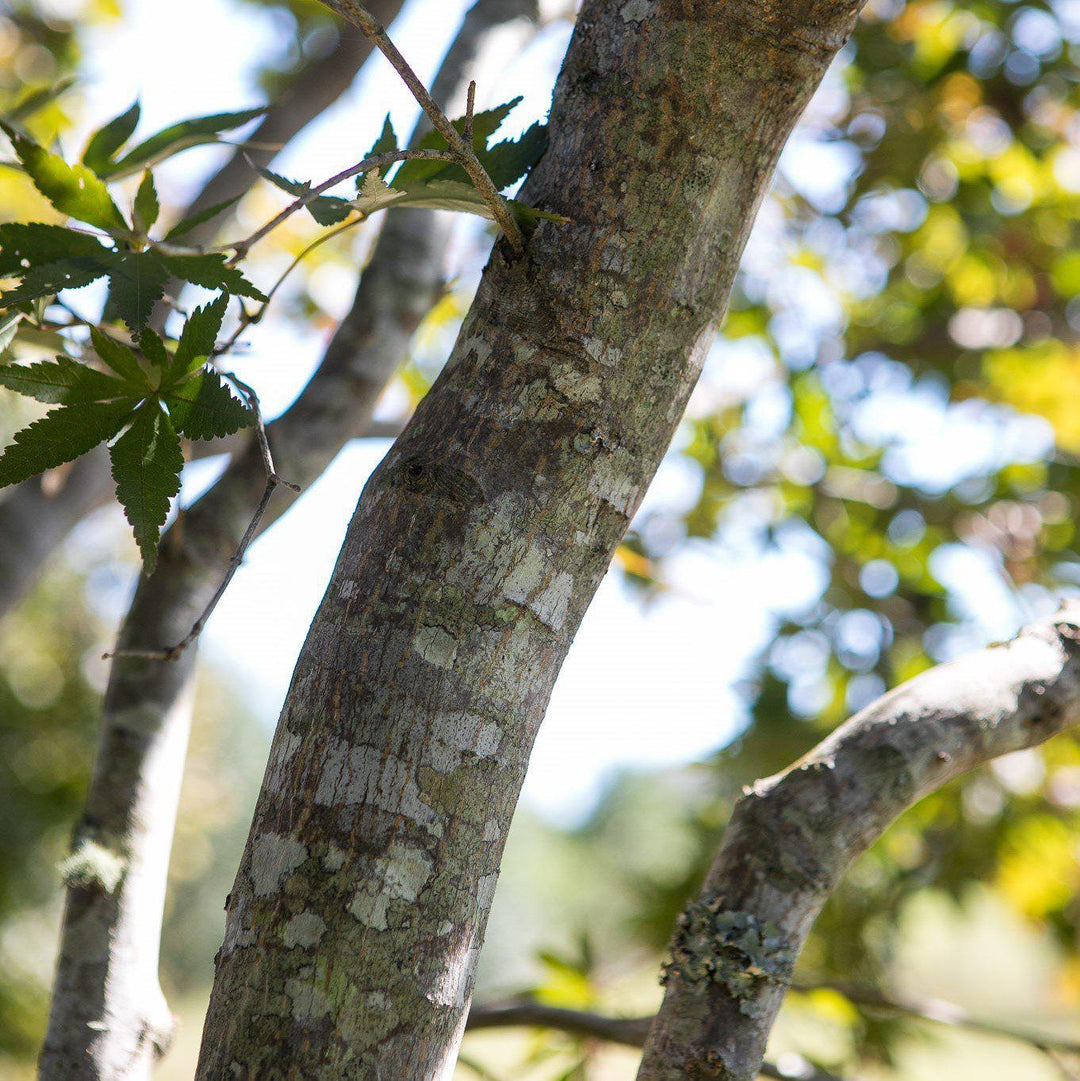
793,979,1080,1058
318,0,527,252
105,375,299,662
464,79,477,143
464,1002,846,1081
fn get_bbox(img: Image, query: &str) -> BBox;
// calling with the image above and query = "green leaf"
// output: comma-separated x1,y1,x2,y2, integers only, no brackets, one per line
0,257,107,308
133,170,159,233
0,222,108,276
162,195,241,241
254,164,352,225
4,77,78,124
3,123,129,234
391,97,523,189
139,329,169,376
165,369,253,440
0,399,132,488
109,402,183,571
0,354,133,404
90,327,149,387
104,107,266,178
101,250,170,332
0,312,20,354
167,294,228,382
367,114,398,158
158,253,266,301
82,101,141,174
482,121,547,190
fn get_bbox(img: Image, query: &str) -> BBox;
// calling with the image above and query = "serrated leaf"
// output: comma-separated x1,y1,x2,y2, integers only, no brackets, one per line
0,222,108,276
353,170,404,217
0,257,108,308
133,170,159,233
101,250,170,331
255,164,351,225
165,369,252,440
0,399,132,488
139,328,169,376
82,101,141,174
90,327,149,387
104,107,266,178
162,195,241,241
482,121,547,190
158,253,265,301
167,294,228,382
391,97,523,190
3,123,129,234
109,402,183,571
0,354,134,404
366,114,397,158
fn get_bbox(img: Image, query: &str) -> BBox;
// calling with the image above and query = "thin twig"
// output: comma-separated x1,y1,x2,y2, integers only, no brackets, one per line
463,80,477,144
792,979,1080,1057
318,0,526,253
463,1003,845,1081
105,375,299,663
222,147,455,262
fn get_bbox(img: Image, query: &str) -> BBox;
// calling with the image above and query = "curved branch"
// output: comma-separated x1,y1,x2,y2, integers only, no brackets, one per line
638,604,1080,1081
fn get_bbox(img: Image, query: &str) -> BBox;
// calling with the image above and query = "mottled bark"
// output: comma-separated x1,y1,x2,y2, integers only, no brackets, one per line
0,2,407,616
637,605,1080,1081
37,5,536,1079
193,1,853,1078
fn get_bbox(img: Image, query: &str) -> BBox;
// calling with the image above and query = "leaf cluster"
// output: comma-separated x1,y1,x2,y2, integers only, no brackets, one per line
0,105,266,334
0,296,252,570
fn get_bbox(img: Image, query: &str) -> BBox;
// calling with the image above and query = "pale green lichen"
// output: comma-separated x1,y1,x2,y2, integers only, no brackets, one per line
59,839,126,894
662,897,797,1018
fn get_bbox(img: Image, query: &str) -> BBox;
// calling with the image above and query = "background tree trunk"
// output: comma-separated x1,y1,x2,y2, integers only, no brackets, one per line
193,0,858,1078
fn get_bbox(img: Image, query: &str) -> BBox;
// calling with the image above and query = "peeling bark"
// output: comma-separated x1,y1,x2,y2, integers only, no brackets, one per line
36,5,536,1079
193,0,855,1077
637,605,1080,1081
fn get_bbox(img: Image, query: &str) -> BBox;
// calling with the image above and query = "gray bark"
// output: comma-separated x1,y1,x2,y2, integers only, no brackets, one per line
0,1,409,618
637,605,1080,1081
36,5,537,1079
192,0,851,1077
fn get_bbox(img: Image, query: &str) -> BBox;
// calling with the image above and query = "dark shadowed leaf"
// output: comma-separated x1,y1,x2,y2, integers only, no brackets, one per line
0,355,133,405
167,294,228,382
166,369,253,440
101,251,170,332
162,195,241,241
158,253,265,301
103,107,266,178
133,170,159,233
0,222,108,276
109,403,183,571
90,328,149,387
81,101,141,174
0,399,132,488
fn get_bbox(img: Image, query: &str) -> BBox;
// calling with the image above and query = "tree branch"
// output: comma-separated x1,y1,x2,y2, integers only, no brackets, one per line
638,604,1080,1081
37,4,539,1079
464,1002,846,1081
318,0,527,252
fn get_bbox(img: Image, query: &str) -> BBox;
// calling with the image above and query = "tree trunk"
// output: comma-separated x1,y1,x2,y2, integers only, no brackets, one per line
36,5,536,1078
193,0,857,1077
